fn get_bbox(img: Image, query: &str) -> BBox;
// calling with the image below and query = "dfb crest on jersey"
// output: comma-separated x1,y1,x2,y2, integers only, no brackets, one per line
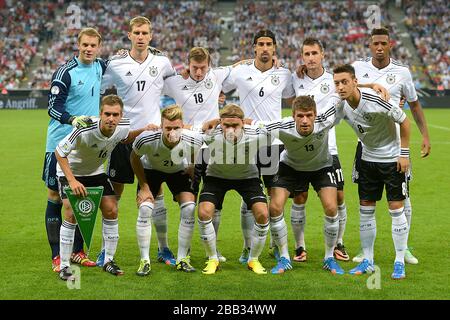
386,73,396,84
363,112,373,122
149,66,158,77
271,75,280,86
320,83,330,94
205,78,213,89
316,131,325,140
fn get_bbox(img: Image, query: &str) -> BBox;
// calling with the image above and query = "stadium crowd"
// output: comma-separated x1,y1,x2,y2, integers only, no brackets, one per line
230,1,414,71
0,0,448,90
403,0,449,89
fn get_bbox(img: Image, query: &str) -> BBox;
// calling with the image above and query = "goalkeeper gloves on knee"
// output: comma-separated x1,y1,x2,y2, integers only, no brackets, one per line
69,115,94,129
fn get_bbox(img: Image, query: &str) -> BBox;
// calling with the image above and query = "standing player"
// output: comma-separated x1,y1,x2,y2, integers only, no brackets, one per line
55,95,143,280
162,47,232,262
100,16,178,266
198,104,274,275
130,105,202,275
333,65,411,279
258,95,345,275
222,30,295,263
351,27,431,264
291,38,350,262
43,27,106,272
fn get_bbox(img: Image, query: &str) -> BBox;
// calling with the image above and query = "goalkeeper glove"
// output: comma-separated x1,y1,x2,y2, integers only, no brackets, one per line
69,115,94,129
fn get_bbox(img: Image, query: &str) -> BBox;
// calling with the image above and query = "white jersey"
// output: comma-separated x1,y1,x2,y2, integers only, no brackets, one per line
133,129,203,173
336,88,407,163
222,62,295,121
101,49,176,129
260,102,338,171
203,126,274,180
56,118,130,176
292,70,339,155
163,67,232,126
352,58,418,107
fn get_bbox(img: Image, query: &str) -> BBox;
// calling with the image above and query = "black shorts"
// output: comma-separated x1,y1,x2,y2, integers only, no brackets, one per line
332,155,345,191
107,143,134,184
272,162,337,196
58,174,116,200
199,176,267,210
358,160,407,202
258,144,284,188
144,169,194,201
352,141,363,183
192,148,209,195
42,152,58,191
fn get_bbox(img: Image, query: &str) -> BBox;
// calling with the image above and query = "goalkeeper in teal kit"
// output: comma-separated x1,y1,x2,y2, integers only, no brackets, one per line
42,27,107,272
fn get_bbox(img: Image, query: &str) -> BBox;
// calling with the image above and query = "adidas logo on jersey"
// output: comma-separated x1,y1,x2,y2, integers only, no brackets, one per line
182,85,189,90
298,84,304,89
91,144,98,148
363,73,369,78
125,71,132,76
78,80,84,85
246,77,253,81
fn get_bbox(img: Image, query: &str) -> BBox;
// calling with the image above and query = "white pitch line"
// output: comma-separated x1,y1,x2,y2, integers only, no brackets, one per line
429,124,450,132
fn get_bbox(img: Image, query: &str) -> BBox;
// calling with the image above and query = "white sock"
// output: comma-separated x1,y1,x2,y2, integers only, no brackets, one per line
198,219,217,260
390,207,409,263
212,209,221,239
249,222,269,260
270,214,289,259
404,197,412,229
360,206,376,264
136,202,153,261
177,202,196,261
153,195,168,250
337,203,347,245
240,201,254,249
103,218,119,263
324,214,339,259
291,203,306,249
60,220,76,268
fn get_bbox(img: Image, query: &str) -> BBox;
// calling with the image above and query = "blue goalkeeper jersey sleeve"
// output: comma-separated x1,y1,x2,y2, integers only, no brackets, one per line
45,56,107,152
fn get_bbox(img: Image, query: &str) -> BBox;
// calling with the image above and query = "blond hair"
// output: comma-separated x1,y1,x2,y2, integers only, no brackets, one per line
77,27,102,44
188,47,210,64
100,94,123,112
220,104,244,119
161,105,183,121
292,96,316,114
129,16,152,32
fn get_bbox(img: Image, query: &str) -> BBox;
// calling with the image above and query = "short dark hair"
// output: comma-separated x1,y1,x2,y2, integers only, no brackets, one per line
333,64,356,78
253,29,276,45
292,96,316,114
371,27,390,38
100,94,123,111
302,37,324,52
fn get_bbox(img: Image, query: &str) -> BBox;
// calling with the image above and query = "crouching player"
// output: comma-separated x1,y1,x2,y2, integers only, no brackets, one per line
255,95,344,275
130,105,203,275
55,95,144,280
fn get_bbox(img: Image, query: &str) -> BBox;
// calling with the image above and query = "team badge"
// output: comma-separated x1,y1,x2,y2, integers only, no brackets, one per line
149,66,158,77
389,107,402,119
320,83,330,94
316,131,325,140
363,112,373,122
205,78,213,89
61,142,71,153
51,86,60,95
386,73,396,84
109,169,116,177
271,75,280,86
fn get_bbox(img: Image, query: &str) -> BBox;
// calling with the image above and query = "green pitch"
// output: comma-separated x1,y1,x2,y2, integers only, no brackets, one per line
0,108,448,300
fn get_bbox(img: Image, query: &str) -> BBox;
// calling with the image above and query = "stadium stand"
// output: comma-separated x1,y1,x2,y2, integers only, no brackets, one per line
0,0,447,90
402,0,449,89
